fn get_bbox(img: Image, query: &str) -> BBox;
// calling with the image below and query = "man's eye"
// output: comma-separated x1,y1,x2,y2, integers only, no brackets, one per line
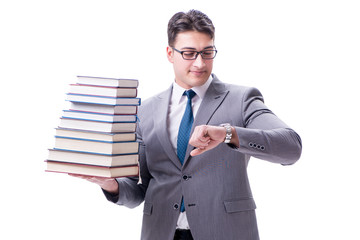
183,52,196,57
202,51,213,56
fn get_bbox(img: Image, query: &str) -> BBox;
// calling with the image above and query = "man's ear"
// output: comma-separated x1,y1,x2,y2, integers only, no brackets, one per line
166,46,174,63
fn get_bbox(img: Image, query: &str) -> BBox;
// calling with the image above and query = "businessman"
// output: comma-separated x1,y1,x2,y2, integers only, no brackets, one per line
73,9,302,240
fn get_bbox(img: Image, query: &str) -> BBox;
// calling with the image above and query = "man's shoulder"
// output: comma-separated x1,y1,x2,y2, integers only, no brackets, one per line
137,85,172,117
142,87,171,105
212,74,256,94
211,75,264,103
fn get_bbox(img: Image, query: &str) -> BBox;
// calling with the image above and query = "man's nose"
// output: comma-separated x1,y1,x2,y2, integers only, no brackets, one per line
193,53,206,67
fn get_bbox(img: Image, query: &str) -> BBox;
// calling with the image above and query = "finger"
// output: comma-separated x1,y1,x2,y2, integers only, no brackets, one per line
199,135,210,142
189,132,210,147
190,147,207,156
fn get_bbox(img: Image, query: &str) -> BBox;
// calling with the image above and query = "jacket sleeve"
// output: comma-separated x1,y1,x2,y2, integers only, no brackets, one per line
103,120,151,208
231,87,302,165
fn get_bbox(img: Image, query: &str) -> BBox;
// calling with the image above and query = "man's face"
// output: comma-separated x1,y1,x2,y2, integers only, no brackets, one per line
167,31,215,89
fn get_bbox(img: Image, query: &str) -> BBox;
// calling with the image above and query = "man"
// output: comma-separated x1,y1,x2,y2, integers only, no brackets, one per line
74,10,302,240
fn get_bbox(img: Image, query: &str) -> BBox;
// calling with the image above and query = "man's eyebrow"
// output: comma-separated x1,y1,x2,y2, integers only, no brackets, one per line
180,46,215,51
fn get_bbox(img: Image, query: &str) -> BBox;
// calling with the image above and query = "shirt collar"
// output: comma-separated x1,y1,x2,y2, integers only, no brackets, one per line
172,75,213,104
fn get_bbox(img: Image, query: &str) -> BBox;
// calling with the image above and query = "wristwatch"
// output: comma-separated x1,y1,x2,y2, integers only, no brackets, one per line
220,123,232,143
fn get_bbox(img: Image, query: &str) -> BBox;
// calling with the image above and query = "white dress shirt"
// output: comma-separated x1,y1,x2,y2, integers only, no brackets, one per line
167,76,213,229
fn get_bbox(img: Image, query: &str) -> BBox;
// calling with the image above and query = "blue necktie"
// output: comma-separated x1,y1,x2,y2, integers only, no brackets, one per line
177,89,196,212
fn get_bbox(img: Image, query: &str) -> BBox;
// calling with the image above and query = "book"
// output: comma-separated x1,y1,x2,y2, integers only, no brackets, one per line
69,102,138,115
59,118,136,133
47,74,140,178
62,110,137,123
55,128,136,142
77,76,139,88
69,84,137,98
48,149,139,167
54,136,139,155
46,160,139,178
66,93,141,106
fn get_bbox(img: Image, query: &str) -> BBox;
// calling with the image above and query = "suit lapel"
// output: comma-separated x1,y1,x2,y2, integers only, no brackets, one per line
153,85,183,170
183,75,229,166
152,75,229,169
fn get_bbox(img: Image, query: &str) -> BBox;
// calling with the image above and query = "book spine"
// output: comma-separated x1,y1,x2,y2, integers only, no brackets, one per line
55,136,137,143
61,117,137,123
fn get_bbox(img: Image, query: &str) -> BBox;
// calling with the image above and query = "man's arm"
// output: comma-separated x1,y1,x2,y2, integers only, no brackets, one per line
189,87,302,165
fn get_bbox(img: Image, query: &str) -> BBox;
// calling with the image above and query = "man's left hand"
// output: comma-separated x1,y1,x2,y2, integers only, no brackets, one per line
189,125,238,156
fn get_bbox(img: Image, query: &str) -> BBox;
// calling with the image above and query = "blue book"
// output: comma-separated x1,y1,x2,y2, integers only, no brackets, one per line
62,110,137,123
66,93,141,106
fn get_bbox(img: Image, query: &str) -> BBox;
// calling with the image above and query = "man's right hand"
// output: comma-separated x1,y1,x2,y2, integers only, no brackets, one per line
69,174,119,195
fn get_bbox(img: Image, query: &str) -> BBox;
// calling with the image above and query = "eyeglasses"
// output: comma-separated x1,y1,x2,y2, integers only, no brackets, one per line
172,47,217,60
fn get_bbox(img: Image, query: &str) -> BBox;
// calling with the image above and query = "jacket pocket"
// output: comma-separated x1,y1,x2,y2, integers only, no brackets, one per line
143,202,153,215
224,198,256,213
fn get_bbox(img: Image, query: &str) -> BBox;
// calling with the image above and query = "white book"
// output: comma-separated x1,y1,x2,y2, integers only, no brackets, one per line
62,110,137,123
48,149,139,167
69,102,138,115
77,76,139,88
55,128,136,142
54,137,139,155
59,118,136,132
46,161,139,178
69,84,137,98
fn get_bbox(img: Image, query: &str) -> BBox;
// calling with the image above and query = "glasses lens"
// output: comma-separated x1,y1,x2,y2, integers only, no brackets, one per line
201,50,216,59
182,51,197,60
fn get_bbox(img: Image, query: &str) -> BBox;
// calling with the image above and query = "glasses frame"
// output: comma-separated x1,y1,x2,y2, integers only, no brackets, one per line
172,47,218,60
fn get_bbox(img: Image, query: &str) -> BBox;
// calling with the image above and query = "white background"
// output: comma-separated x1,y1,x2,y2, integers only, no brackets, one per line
1,0,359,239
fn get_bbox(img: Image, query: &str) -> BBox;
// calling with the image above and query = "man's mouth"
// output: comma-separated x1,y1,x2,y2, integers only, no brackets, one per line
190,70,206,76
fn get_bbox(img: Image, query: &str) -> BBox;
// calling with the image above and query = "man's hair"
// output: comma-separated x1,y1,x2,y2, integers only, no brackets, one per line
167,9,215,47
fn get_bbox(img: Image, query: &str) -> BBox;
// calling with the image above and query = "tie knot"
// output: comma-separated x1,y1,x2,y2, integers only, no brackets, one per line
184,89,196,100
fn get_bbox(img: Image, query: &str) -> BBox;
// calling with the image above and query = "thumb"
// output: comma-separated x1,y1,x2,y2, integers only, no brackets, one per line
190,148,205,156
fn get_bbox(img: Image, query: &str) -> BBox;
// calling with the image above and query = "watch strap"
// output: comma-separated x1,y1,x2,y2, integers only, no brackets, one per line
220,123,232,143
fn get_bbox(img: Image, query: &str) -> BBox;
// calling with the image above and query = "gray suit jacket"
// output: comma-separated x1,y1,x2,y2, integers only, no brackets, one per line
104,74,302,240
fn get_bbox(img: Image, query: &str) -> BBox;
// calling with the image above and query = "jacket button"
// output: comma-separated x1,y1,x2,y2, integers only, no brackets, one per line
173,203,179,210
183,175,191,180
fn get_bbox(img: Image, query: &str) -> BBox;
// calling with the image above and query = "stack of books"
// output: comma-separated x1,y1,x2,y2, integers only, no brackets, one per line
46,76,141,178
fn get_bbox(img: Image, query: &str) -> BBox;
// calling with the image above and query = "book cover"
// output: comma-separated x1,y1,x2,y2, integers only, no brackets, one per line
46,160,139,178
59,118,136,132
48,149,139,167
69,84,137,98
54,136,139,155
55,128,137,142
77,76,139,88
69,102,138,115
66,93,141,106
62,110,137,123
